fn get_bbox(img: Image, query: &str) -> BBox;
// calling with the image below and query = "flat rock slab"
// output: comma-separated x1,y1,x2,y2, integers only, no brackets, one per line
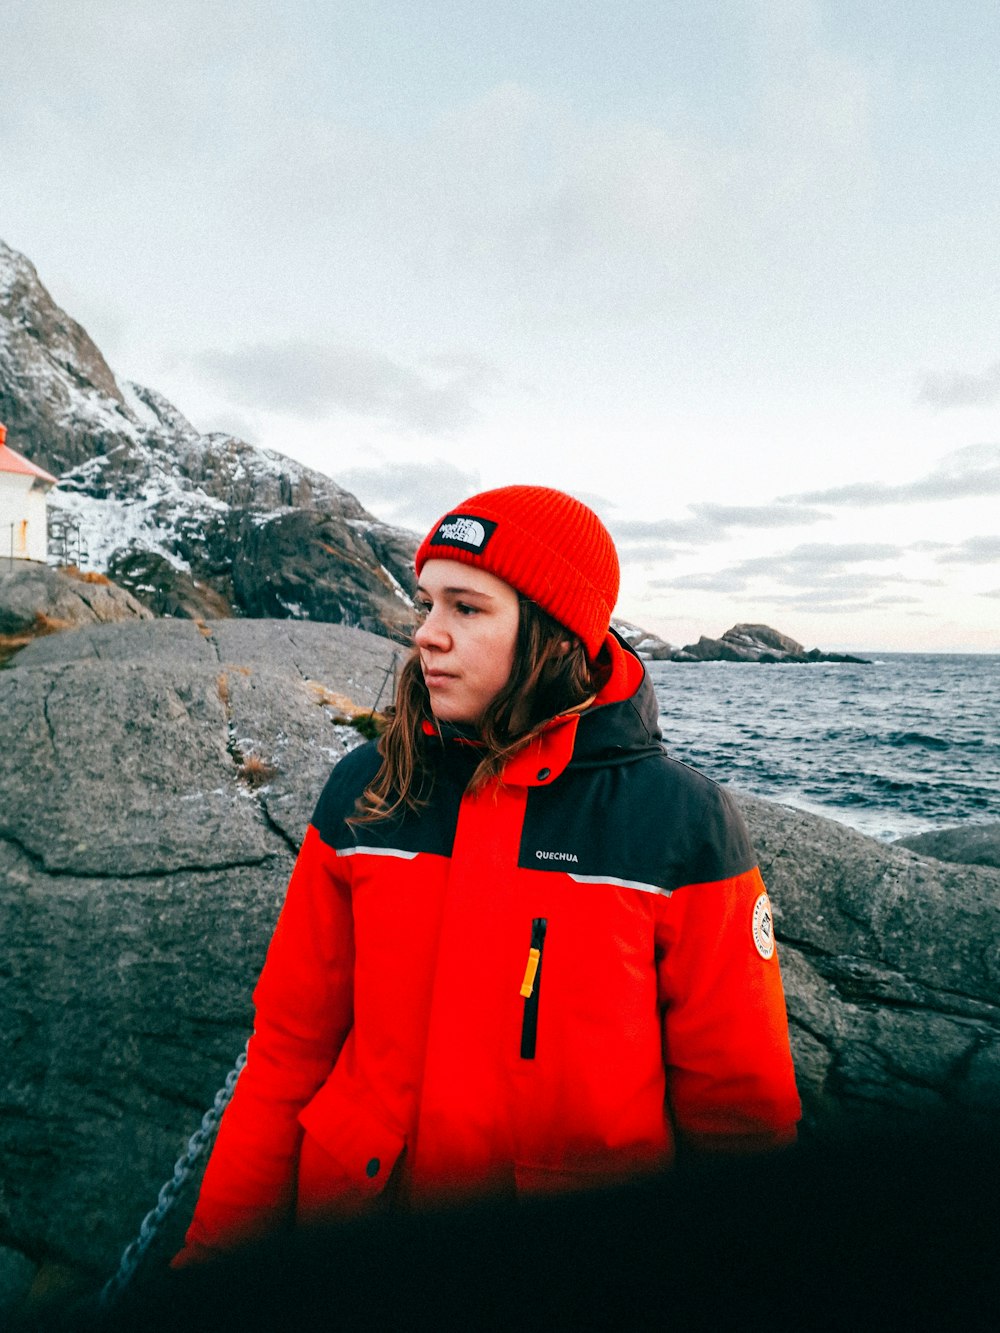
15,614,403,682
738,793,1000,1131
0,659,270,874
13,616,217,666
4,619,400,872
0,619,398,1274
894,821,1000,870
0,839,287,1277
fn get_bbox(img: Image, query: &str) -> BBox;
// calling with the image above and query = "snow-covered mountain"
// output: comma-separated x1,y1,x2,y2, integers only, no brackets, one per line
0,239,418,635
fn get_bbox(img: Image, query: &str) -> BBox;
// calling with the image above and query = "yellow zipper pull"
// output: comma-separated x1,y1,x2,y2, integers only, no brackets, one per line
519,948,541,998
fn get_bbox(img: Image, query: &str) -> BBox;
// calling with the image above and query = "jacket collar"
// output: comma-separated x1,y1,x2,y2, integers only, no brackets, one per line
496,631,662,787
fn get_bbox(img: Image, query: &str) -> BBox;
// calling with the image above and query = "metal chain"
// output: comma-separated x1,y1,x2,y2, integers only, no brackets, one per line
98,1041,249,1311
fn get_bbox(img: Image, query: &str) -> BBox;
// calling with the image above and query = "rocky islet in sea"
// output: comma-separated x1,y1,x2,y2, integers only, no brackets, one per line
614,618,871,664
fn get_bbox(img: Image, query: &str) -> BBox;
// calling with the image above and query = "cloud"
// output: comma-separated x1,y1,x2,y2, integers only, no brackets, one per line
672,568,898,596
610,500,829,562
759,588,929,613
981,588,1000,600
650,569,749,593
917,360,1000,409
935,535,1000,565
650,564,931,615
619,544,687,565
689,502,829,528
215,51,876,325
521,118,708,265
199,408,262,444
339,459,481,528
784,444,1000,506
225,83,716,323
611,516,714,544
187,342,496,433
715,544,906,588
649,541,921,600
749,541,905,567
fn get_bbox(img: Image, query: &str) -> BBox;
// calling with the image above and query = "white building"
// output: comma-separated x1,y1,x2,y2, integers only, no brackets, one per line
0,423,57,563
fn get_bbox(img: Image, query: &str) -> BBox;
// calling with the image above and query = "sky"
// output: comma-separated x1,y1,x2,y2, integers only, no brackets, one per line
2,0,999,652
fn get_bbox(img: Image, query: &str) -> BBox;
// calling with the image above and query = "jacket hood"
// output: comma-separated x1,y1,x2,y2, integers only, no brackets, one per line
568,630,663,769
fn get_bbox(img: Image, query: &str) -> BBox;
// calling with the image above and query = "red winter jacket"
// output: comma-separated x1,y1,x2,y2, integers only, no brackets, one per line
177,634,800,1261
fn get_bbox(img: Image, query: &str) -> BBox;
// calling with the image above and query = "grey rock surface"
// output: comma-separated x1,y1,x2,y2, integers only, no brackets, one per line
737,793,1000,1133
1,620,997,1285
0,560,151,635
894,822,1000,870
727,623,804,655
0,619,397,1275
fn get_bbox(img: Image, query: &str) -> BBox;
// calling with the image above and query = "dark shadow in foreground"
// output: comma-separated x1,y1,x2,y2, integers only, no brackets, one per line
47,1127,1000,1331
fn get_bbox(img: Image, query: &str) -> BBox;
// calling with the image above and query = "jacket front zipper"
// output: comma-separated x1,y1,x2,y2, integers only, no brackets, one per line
519,918,547,1059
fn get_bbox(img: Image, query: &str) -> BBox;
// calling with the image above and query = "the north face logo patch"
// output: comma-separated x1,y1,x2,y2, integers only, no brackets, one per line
432,514,497,552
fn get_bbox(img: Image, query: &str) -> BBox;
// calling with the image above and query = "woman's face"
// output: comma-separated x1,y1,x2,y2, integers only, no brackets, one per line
414,559,521,725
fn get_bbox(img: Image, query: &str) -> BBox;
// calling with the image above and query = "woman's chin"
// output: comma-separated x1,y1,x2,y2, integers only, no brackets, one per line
431,706,477,726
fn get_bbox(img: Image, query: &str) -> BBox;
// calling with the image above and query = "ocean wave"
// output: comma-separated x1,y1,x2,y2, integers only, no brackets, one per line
887,731,951,751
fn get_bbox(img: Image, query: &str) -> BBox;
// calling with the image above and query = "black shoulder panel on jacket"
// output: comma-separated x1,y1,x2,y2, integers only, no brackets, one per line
310,739,470,858
310,742,382,849
518,752,756,892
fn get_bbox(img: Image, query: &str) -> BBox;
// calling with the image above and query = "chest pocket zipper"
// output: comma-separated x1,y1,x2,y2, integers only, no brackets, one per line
519,918,547,1059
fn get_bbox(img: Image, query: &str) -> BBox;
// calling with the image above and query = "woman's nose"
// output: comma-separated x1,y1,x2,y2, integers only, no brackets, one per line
414,610,449,650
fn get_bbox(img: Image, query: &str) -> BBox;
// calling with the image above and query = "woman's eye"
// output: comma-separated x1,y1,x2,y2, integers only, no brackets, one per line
415,600,432,617
456,603,480,616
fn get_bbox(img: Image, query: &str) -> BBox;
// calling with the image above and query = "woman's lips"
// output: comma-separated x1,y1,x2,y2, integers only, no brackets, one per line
423,669,456,685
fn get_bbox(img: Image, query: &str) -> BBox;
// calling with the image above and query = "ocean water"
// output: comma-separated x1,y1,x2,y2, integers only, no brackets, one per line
649,653,1000,843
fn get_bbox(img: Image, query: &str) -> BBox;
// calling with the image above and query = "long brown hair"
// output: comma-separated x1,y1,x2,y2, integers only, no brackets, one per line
350,600,609,825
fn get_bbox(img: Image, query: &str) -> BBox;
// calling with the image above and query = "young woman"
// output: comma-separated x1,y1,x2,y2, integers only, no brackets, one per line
176,485,800,1262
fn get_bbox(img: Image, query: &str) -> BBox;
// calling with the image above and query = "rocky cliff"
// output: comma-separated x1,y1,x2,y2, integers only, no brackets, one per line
1,620,997,1293
0,239,418,636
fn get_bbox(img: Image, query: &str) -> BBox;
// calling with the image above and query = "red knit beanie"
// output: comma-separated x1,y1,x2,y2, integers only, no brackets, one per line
415,485,620,659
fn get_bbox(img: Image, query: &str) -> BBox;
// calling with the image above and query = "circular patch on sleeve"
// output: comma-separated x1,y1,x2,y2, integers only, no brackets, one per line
752,892,776,960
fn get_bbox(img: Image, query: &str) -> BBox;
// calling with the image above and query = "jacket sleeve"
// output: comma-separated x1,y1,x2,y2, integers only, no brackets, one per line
174,823,355,1264
655,789,801,1153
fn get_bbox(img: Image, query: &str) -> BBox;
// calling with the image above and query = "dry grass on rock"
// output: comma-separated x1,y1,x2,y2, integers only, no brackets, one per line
236,752,278,788
57,565,111,586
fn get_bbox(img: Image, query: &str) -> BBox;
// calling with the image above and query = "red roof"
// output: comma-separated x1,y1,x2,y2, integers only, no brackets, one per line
0,435,57,485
